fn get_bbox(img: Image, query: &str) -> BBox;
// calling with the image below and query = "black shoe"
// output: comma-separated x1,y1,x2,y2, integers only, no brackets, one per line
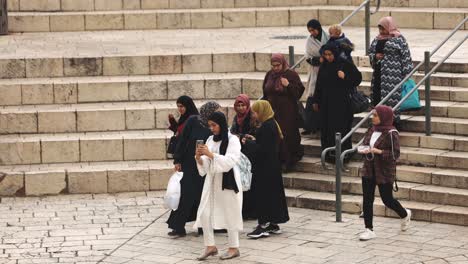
168,230,186,238
214,229,227,234
197,228,203,236
247,225,270,239
264,223,282,234
301,130,312,135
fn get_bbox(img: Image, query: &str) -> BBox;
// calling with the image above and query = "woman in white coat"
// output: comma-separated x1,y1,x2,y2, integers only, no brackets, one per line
195,111,243,261
303,19,329,134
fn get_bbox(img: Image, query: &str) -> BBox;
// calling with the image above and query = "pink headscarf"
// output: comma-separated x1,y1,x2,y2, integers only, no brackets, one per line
377,16,401,40
373,105,395,132
266,53,290,92
234,94,251,129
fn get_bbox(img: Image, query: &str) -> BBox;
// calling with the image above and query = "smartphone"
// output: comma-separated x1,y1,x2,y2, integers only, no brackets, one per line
358,145,370,153
196,140,204,148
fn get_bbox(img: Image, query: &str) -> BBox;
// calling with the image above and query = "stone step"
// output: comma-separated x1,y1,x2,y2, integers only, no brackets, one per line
2,71,467,106
0,99,236,134
285,188,468,226
302,139,468,170
296,156,468,190
8,6,468,33
0,130,172,165
283,172,468,207
0,159,173,196
8,0,468,12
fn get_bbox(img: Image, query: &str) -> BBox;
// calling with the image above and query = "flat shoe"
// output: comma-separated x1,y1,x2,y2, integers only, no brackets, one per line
196,249,218,261
220,250,240,260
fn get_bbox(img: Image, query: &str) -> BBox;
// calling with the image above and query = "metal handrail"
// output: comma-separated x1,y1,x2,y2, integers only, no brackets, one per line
320,16,468,170
290,0,381,71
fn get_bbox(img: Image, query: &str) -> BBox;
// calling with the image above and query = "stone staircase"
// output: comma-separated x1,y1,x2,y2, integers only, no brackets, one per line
1,0,468,226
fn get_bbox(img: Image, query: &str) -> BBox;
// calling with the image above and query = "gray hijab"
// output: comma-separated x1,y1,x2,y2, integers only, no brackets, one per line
199,101,221,126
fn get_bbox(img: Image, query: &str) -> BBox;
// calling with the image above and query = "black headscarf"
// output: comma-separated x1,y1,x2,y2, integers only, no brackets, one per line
208,112,239,193
320,43,341,63
176,96,199,125
307,19,323,42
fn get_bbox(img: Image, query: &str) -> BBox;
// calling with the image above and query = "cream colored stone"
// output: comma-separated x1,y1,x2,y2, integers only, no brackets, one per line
129,81,168,100
222,11,256,28
78,82,129,102
61,0,94,11
123,0,141,9
434,12,465,29
318,9,344,26
7,0,20,11
191,11,222,29
436,152,468,169
254,53,272,72
182,54,212,73
64,57,103,77
9,14,50,32
126,109,156,129
50,15,85,32
149,168,173,190
38,111,76,133
85,14,124,30
301,0,327,4
77,110,125,132
54,83,78,104
95,0,123,10
0,113,37,134
103,56,150,76
124,138,166,160
141,0,169,9
157,12,191,29
169,0,200,8
0,85,22,105
256,9,289,27
201,0,234,8
0,142,41,165
150,55,182,74
269,0,300,6
108,169,150,192
409,0,437,7
68,171,108,194
213,53,255,72
242,79,263,99
21,84,54,105
420,136,454,150
234,0,267,7
205,79,241,99
0,172,24,196
26,58,63,78
25,172,66,195
377,0,409,7
432,206,468,226
42,140,79,163
290,9,319,26
20,0,60,11
80,139,123,162
438,0,468,8
167,80,205,99
124,13,157,30
346,10,391,27
0,59,25,79
391,11,433,29
155,108,178,129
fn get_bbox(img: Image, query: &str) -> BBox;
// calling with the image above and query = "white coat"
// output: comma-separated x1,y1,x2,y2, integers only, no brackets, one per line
305,32,329,97
194,133,243,231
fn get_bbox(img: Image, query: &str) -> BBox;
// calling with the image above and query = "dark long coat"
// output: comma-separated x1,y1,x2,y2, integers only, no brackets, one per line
243,118,289,225
361,128,400,185
166,116,211,232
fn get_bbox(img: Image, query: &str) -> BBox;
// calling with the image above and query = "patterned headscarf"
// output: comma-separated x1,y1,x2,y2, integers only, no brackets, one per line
377,16,401,40
199,101,221,126
252,100,283,139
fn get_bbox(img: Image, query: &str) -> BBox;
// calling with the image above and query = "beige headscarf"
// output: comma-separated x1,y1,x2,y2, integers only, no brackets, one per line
252,100,283,139
377,16,401,40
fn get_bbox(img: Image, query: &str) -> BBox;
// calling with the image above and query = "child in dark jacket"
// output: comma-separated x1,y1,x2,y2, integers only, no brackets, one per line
320,24,354,63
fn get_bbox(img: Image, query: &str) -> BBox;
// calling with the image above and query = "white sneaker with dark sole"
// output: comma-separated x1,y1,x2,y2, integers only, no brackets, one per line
359,228,377,241
401,209,412,231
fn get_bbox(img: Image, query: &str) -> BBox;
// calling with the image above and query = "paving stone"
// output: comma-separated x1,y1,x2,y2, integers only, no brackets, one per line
51,14,85,32
123,138,166,160
38,111,76,133
0,141,41,165
0,84,22,105
26,58,63,78
54,84,78,104
78,82,129,102
68,170,108,194
80,139,123,162
41,140,80,163
64,58,103,77
25,171,66,196
0,172,24,196
108,169,150,192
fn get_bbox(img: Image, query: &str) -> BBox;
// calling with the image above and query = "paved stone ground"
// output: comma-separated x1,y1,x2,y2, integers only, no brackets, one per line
1,192,468,263
1,27,467,62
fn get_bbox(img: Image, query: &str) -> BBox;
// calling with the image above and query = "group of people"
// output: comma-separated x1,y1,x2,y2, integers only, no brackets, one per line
164,15,414,260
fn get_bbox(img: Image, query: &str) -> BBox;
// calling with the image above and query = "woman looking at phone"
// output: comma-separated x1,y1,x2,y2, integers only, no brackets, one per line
166,101,220,238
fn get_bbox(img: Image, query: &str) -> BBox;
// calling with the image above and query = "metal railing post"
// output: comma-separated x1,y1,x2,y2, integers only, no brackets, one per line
424,51,431,136
335,133,342,222
365,1,370,55
0,0,8,35
289,46,295,67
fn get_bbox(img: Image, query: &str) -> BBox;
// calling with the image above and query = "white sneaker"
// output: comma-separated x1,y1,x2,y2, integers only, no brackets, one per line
401,209,412,231
359,228,377,241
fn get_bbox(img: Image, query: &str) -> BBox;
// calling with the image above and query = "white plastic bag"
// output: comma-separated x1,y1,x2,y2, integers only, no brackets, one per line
238,153,252,192
164,172,183,211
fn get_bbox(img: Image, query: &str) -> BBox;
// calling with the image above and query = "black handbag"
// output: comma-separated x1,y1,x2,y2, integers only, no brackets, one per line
297,101,306,128
349,87,371,114
167,135,177,154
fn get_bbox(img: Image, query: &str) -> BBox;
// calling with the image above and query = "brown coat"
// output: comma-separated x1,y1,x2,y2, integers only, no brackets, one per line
361,128,400,184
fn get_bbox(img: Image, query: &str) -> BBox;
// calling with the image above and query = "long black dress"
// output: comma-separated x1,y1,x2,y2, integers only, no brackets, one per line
243,118,289,225
312,59,362,159
230,113,258,220
166,116,211,233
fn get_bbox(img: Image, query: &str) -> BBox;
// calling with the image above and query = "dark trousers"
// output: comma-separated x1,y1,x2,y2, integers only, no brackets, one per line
362,176,407,229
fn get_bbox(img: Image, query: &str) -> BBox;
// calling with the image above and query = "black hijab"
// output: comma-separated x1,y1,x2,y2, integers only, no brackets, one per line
320,43,341,63
208,112,239,193
307,19,324,42
176,96,199,125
